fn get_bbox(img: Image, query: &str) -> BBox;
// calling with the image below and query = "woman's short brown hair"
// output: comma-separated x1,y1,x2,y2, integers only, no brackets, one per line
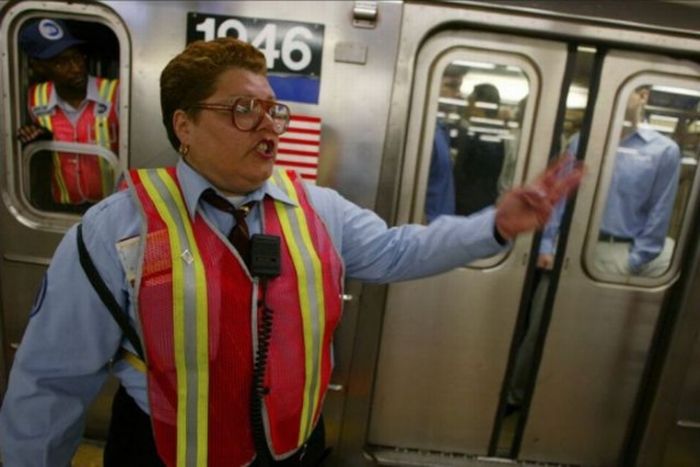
160,37,267,150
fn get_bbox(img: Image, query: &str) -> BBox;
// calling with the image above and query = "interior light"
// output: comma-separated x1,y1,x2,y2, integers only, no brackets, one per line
577,46,597,54
452,60,496,70
651,86,700,97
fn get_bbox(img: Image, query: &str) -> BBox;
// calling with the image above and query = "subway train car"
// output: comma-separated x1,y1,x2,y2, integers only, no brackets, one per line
0,0,699,465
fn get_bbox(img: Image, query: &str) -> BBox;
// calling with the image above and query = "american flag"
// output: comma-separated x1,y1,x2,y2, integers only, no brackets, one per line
275,114,321,183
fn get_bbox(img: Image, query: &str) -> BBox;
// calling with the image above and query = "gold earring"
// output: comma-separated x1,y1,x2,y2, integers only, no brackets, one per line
179,143,190,156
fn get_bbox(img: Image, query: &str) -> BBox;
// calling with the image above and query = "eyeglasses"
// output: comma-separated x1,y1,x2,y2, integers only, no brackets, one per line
190,97,291,135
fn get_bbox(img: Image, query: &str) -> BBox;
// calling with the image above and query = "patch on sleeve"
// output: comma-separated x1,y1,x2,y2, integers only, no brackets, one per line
116,235,140,286
29,274,48,318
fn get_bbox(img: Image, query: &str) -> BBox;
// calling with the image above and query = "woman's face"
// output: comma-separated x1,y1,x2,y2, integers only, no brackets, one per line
176,67,279,195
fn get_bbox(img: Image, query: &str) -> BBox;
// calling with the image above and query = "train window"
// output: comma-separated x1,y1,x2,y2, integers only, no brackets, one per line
588,82,699,281
425,60,530,222
19,18,120,215
1,6,128,226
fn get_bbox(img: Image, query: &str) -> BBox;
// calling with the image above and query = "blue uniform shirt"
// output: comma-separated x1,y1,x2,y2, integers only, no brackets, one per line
540,129,681,271
0,159,505,466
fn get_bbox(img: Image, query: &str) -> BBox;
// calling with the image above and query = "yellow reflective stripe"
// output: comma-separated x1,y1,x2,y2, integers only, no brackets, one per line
98,156,112,197
95,113,111,197
140,172,188,462
36,83,52,130
95,78,107,145
121,349,147,373
95,109,111,196
94,80,107,195
36,84,54,135
106,78,118,104
272,170,326,443
157,170,209,467
52,152,70,204
94,79,118,197
140,170,188,466
35,83,70,204
140,169,209,467
32,84,41,108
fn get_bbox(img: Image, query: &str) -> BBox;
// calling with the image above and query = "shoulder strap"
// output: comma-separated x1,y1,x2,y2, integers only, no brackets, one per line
76,224,145,360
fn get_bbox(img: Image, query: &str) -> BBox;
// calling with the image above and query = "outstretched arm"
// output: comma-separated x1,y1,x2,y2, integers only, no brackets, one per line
309,156,583,283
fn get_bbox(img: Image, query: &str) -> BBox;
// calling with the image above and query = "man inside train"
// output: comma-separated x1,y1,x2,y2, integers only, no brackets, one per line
453,82,508,216
17,18,119,212
538,85,682,275
0,37,583,467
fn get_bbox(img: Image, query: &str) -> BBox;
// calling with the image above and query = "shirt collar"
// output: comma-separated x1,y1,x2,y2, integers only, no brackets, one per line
634,125,655,143
85,76,106,104
175,159,297,219
48,76,103,110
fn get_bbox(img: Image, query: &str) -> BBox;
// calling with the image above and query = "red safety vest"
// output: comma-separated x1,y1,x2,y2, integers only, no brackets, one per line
28,78,119,204
129,167,344,466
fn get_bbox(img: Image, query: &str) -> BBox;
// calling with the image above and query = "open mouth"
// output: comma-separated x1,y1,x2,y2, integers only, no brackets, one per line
255,139,276,159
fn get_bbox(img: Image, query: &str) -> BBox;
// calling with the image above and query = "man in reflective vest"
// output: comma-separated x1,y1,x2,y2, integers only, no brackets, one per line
18,18,119,207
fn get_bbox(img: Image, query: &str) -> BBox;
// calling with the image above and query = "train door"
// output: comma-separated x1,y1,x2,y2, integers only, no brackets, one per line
0,0,130,443
366,29,568,460
520,51,700,466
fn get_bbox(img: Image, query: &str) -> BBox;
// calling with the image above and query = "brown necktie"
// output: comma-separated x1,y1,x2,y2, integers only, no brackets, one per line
202,189,254,264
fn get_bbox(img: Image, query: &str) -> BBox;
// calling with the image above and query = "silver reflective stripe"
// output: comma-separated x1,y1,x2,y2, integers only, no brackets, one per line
272,170,322,441
124,170,148,365
145,170,201,466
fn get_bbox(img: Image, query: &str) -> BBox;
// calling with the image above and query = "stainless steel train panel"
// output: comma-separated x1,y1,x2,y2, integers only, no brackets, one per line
660,330,700,465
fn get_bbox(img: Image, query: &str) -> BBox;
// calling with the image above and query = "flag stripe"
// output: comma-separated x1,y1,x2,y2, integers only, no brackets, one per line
291,115,321,123
278,148,320,157
276,165,318,175
277,154,319,165
275,160,319,169
279,136,321,145
286,127,320,135
279,142,320,153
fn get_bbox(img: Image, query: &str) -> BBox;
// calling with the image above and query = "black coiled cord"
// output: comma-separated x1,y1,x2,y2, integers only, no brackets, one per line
251,279,274,466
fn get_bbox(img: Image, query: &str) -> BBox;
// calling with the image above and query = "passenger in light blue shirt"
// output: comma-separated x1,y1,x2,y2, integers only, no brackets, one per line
0,37,583,466
538,86,681,275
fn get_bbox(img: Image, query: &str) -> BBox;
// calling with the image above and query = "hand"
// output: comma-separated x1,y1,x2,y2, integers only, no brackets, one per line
495,156,584,240
537,253,554,270
17,124,52,144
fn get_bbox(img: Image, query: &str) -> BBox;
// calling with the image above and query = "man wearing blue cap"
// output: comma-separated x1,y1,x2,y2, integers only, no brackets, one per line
18,18,119,208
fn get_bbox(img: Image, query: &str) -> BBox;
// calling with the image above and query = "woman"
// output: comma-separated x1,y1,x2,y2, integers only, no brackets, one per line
0,37,582,467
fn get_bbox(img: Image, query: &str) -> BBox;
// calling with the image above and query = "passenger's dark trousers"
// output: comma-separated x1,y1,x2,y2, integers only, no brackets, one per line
103,385,329,466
